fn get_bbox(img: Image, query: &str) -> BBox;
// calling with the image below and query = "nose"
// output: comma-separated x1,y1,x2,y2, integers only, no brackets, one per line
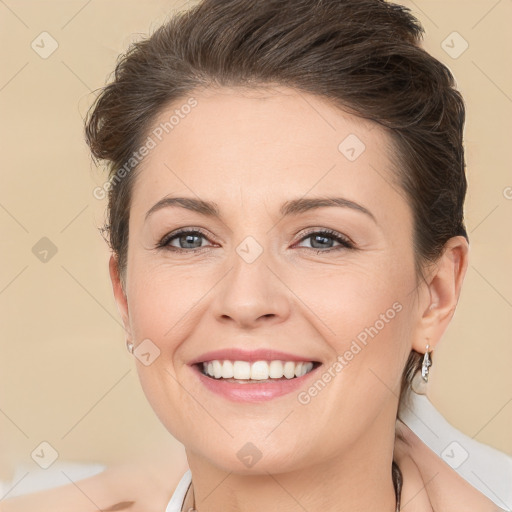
211,247,291,329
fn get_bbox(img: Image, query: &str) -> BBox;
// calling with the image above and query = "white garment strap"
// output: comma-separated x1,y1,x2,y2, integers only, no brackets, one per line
165,469,192,512
399,393,512,511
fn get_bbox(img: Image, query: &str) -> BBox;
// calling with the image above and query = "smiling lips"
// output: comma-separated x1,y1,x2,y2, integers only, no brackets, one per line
201,359,315,381
189,348,320,383
189,348,321,399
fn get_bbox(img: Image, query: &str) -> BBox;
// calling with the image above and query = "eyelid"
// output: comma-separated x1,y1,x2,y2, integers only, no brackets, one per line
157,227,215,249
294,227,354,246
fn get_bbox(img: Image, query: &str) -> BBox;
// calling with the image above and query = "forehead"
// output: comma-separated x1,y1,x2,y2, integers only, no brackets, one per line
130,86,406,224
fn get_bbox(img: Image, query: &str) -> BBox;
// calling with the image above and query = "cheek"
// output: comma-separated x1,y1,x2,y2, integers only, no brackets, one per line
302,260,415,386
125,259,209,345
296,257,411,331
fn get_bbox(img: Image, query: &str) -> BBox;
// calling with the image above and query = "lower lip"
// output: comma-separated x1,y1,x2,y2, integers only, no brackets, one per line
191,364,321,402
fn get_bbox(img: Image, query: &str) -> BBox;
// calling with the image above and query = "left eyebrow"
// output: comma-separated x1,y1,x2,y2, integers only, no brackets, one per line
280,196,377,224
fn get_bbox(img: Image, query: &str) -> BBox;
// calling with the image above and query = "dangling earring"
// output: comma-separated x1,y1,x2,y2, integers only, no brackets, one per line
126,340,134,354
411,343,433,395
421,344,432,382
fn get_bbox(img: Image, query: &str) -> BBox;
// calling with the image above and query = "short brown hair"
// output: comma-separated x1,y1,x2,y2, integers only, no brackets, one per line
85,0,468,409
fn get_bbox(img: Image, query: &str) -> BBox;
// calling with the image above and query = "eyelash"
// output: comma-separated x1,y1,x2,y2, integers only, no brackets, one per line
156,227,355,254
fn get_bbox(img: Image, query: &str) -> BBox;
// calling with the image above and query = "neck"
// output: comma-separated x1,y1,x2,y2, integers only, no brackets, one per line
184,405,399,512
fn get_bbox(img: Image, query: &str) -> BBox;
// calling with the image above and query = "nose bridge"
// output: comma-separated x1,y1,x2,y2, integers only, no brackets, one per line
212,230,290,327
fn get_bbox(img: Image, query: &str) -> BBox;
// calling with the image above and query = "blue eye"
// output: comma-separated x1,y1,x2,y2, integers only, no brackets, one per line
295,229,354,252
158,229,210,251
156,228,354,253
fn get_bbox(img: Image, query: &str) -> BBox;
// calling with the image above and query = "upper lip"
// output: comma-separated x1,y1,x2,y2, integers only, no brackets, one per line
188,348,321,366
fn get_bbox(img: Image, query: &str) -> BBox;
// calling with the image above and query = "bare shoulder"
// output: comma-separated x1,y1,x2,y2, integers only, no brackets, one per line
394,419,509,512
0,458,189,512
0,467,121,512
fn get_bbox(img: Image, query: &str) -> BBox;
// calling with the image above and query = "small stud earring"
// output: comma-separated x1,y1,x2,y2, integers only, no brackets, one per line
126,340,134,354
421,343,432,382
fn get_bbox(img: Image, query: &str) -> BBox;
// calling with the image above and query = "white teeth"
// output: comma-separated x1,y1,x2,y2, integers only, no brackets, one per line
201,360,315,380
283,361,296,379
233,361,251,379
251,361,269,380
222,360,234,378
212,360,223,379
269,360,283,378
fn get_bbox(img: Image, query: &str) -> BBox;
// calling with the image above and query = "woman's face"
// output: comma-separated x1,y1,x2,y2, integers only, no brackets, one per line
112,86,429,473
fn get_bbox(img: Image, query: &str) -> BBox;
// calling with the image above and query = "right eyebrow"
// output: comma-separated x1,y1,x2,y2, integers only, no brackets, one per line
145,196,221,223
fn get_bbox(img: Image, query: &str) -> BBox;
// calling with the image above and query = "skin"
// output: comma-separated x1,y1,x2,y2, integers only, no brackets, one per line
5,85,498,512
0,439,506,512
108,85,471,511
0,458,186,512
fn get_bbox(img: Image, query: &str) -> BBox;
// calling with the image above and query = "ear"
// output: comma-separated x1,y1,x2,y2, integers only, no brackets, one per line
411,236,469,353
109,254,132,341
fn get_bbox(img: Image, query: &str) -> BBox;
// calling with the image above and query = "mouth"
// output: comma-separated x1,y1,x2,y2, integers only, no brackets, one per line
194,359,322,384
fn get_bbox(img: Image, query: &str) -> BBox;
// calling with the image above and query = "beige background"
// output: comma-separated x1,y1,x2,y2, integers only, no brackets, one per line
0,0,511,483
